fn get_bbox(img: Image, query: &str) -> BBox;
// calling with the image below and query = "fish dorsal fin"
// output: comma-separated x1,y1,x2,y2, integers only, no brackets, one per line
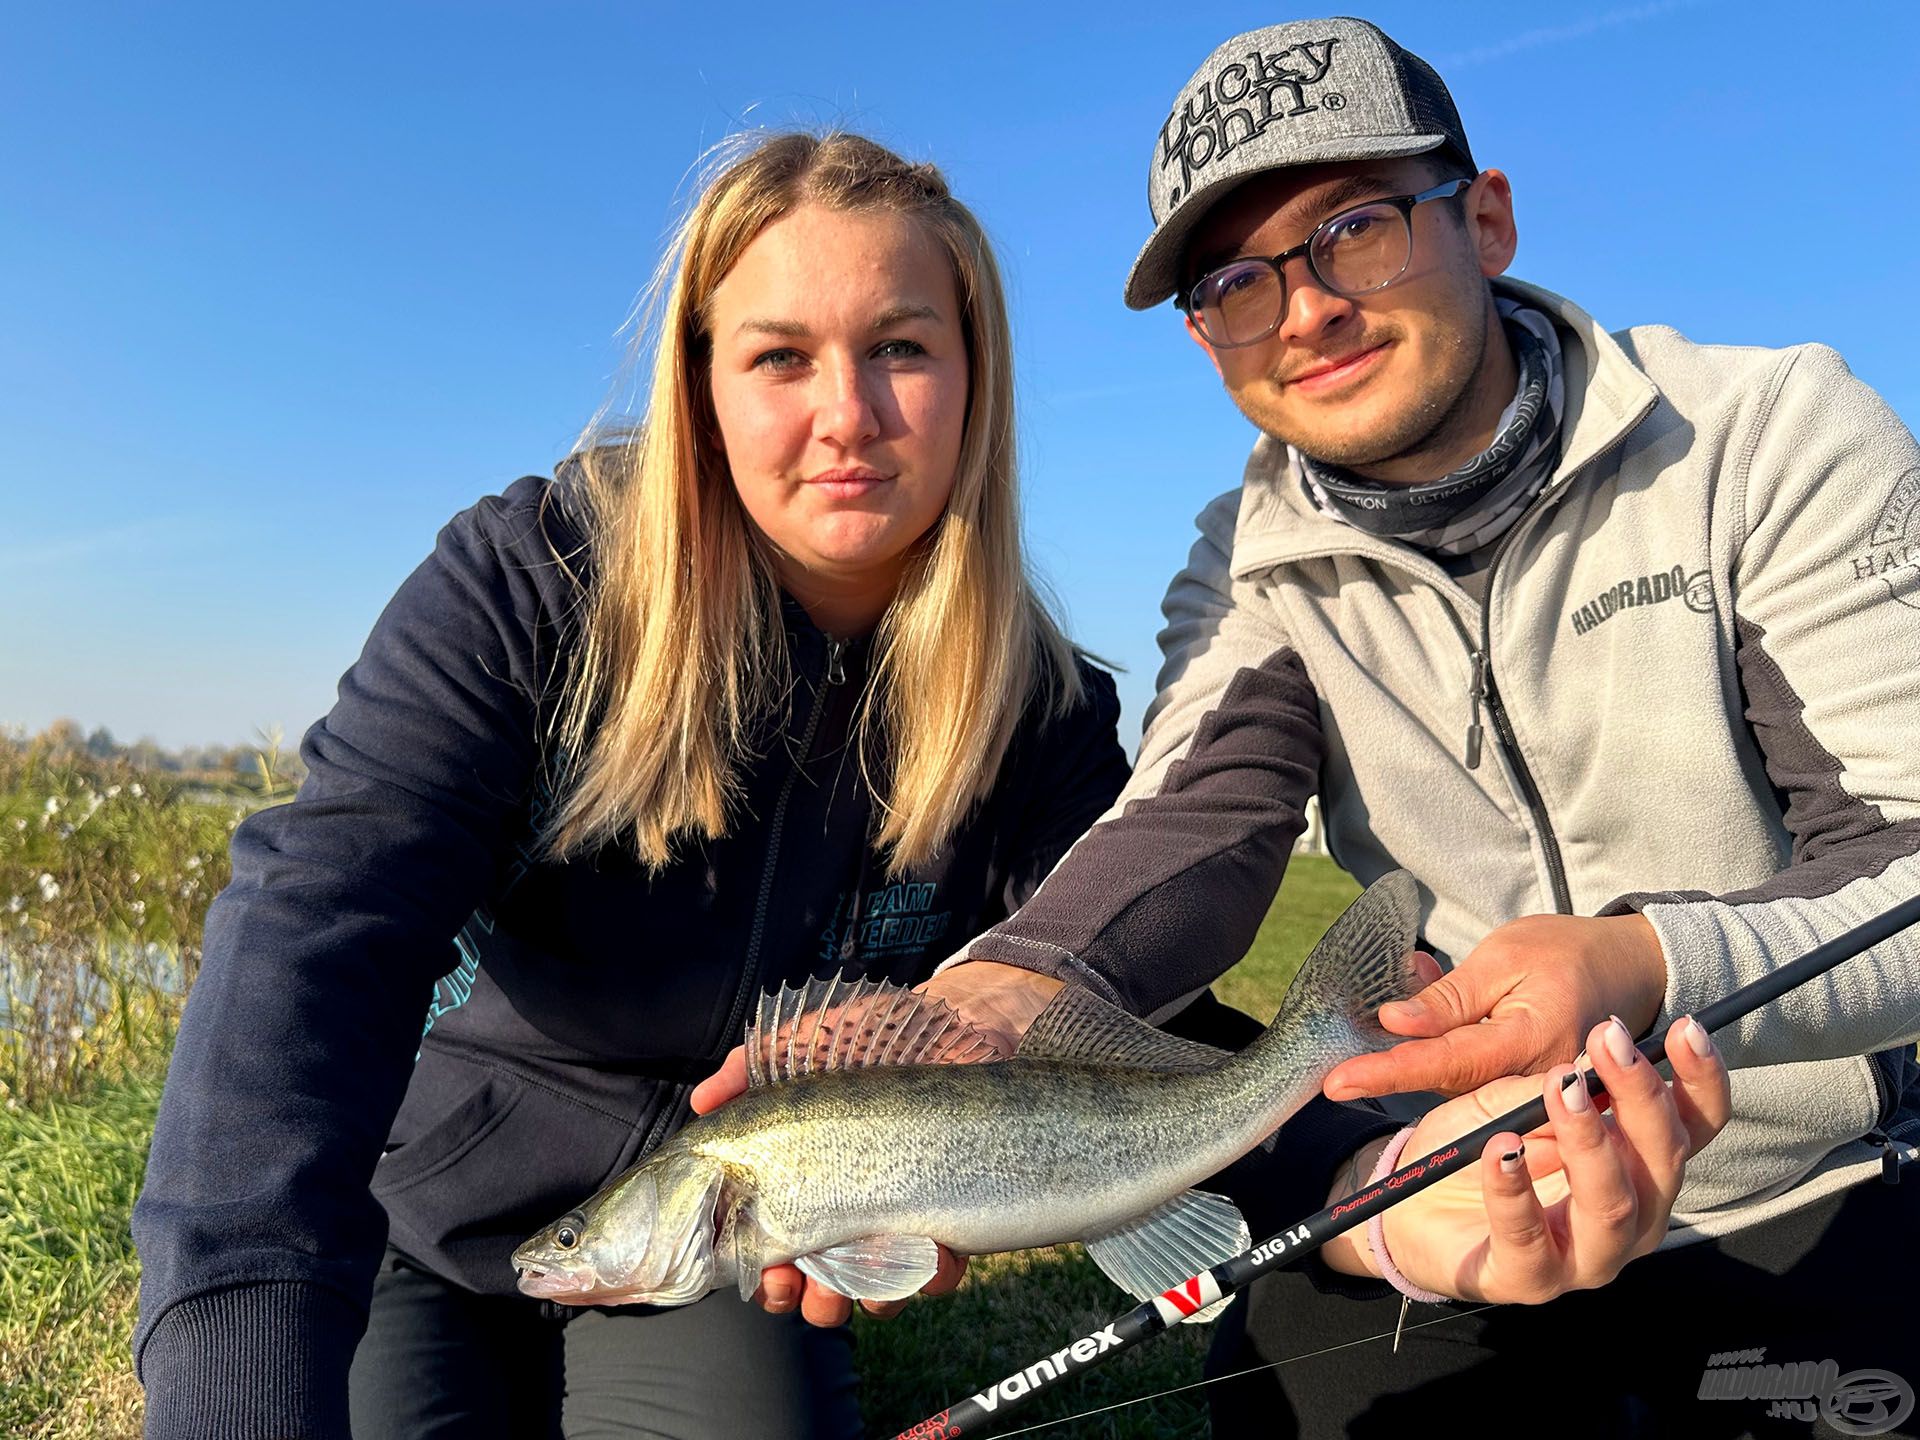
1016,985,1228,1073
1082,1189,1250,1324
742,974,999,1088
794,1234,941,1302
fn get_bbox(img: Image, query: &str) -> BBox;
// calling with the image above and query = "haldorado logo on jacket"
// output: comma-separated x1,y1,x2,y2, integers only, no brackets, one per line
1850,467,1920,611
1567,563,1714,636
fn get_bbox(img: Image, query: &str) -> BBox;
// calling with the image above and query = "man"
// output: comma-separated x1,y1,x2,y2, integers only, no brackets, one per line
930,16,1920,1437
690,15,1916,1431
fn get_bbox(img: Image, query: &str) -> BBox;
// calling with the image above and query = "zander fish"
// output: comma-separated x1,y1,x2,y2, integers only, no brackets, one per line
513,871,1422,1316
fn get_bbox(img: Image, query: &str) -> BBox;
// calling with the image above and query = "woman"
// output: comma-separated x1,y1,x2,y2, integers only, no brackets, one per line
131,131,1131,1440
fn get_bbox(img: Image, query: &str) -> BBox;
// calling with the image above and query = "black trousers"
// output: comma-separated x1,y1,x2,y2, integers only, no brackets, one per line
1206,1173,1920,1440
346,1248,862,1440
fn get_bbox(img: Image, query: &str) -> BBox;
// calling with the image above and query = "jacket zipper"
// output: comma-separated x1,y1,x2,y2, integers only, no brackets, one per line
1448,388,1661,917
1235,334,1656,918
1868,1049,1898,1129
714,636,846,1062
1464,651,1488,771
1465,534,1574,915
1866,1055,1918,1183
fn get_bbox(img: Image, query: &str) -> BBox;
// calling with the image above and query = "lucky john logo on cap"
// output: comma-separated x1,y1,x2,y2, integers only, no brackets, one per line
1157,38,1343,211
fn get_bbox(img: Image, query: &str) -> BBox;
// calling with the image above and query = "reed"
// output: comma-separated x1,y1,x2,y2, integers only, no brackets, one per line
0,745,238,1108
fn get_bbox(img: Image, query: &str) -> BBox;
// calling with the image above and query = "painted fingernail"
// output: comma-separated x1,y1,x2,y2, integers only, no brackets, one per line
1560,1068,1592,1113
1603,1015,1637,1067
1680,1014,1715,1059
1499,1144,1525,1175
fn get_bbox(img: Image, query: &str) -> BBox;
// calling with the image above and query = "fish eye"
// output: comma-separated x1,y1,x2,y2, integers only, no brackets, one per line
554,1215,585,1250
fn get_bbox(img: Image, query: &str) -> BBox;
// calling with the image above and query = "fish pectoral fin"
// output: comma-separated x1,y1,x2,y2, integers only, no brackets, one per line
792,1234,941,1303
1016,985,1228,1072
1082,1189,1250,1324
721,1195,765,1304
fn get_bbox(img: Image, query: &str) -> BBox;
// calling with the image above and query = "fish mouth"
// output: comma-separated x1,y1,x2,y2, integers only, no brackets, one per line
514,1262,590,1300
515,1261,683,1308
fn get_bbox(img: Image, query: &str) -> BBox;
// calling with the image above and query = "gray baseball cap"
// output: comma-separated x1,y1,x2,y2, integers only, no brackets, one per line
1124,17,1475,310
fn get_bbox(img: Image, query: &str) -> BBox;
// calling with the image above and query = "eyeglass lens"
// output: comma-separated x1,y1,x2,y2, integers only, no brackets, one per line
1192,200,1413,347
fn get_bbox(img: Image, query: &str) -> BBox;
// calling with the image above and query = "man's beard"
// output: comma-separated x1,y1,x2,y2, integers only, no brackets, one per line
1267,303,1493,477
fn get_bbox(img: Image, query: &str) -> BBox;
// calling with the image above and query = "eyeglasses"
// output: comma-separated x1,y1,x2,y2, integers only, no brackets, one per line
1176,176,1475,349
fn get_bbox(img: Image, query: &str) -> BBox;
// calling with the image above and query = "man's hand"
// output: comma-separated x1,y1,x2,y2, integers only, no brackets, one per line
915,958,1065,1054
1323,912,1667,1101
687,959,1063,1325
1322,1012,1731,1302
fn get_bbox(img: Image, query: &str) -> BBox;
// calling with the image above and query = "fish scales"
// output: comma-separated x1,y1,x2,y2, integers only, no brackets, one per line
685,1036,1338,1258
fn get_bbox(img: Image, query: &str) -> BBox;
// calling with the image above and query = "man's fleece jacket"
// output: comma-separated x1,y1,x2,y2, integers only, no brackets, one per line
960,275,1920,1242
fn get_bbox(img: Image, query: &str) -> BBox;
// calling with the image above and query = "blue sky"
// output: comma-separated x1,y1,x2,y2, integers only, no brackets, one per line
5,1,1917,751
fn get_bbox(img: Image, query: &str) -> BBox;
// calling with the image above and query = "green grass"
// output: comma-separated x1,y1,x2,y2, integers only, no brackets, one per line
1,856,1360,1438
1213,858,1363,1026
0,1074,160,1439
854,1244,1216,1438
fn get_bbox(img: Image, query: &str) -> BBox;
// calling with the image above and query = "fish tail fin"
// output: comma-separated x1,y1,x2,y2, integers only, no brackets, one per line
1258,870,1425,1059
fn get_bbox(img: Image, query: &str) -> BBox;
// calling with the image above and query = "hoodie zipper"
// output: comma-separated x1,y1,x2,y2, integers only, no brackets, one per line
715,637,847,1061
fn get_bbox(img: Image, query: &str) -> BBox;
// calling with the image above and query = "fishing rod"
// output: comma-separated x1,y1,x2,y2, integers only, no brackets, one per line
892,890,1920,1440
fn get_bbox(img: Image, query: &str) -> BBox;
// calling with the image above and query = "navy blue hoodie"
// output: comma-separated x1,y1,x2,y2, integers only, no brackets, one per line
131,475,1131,1437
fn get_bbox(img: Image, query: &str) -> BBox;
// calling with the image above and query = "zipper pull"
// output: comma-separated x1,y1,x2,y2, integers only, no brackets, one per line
1465,650,1488,770
1871,1127,1920,1185
825,638,847,686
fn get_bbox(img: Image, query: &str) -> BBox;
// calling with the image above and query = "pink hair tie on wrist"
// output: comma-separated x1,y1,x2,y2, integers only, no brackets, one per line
1365,1124,1450,1304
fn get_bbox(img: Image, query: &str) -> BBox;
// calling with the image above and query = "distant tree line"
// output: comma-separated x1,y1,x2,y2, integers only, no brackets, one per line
7,718,307,796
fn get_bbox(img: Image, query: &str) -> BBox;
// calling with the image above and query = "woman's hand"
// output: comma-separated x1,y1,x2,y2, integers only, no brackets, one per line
1323,913,1669,1101
688,960,1061,1324
1322,1013,1732,1304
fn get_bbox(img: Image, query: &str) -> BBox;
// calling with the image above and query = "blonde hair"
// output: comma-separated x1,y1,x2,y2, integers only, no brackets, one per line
542,131,1084,874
